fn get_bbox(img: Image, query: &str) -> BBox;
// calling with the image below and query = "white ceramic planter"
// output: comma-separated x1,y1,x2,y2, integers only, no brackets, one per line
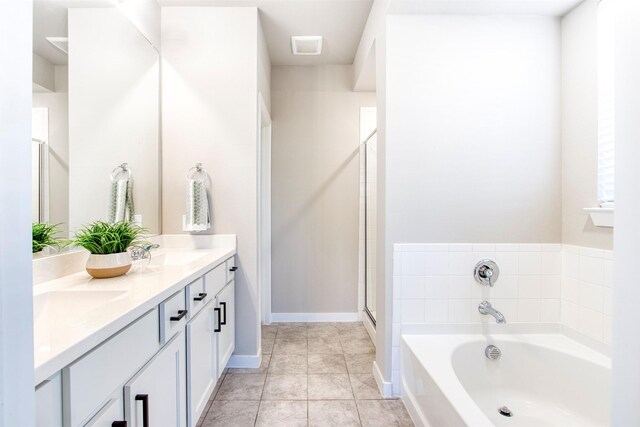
85,252,132,279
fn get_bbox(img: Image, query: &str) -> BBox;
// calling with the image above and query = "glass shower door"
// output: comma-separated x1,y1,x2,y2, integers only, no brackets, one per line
364,131,377,324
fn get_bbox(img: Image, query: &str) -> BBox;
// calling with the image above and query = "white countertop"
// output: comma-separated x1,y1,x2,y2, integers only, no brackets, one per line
33,237,236,385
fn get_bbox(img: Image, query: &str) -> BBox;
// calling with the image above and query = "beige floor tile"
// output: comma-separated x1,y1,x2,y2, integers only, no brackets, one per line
308,327,340,339
276,328,308,339
356,400,414,427
262,374,308,400
350,373,383,399
308,353,347,374
215,374,266,401
262,338,275,354
308,400,361,427
308,373,353,400
308,337,343,353
262,325,278,339
255,400,307,427
227,353,271,374
201,400,259,426
339,327,370,340
345,353,376,374
273,338,307,354
341,337,375,354
269,353,308,373
335,322,364,331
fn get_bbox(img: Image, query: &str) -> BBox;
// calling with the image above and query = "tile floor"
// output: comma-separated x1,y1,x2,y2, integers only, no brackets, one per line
196,322,414,427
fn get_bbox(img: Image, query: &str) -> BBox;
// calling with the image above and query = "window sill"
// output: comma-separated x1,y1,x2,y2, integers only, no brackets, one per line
584,207,614,228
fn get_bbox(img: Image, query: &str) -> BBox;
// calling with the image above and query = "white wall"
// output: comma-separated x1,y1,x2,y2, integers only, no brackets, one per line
119,0,162,49
613,0,640,423
562,0,614,250
270,65,375,317
161,7,262,359
0,0,36,423
386,15,562,244
68,8,160,234
33,66,69,231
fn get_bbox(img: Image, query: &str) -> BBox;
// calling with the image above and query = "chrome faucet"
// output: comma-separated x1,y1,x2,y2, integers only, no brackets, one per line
478,301,506,324
130,243,160,261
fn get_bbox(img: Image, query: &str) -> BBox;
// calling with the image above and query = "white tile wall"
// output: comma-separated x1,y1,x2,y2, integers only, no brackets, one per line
561,245,614,345
391,242,562,394
390,242,614,395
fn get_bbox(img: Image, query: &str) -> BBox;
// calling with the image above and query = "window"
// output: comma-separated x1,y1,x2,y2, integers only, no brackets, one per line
597,0,615,205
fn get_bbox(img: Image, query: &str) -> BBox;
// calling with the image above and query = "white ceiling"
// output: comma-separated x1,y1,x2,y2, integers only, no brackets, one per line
158,0,375,66
387,0,585,16
33,0,113,65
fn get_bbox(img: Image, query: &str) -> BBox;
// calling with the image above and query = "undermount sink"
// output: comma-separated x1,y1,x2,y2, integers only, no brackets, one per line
33,290,127,324
148,251,208,266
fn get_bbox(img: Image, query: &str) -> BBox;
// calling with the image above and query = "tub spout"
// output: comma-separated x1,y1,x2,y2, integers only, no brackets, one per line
478,301,506,324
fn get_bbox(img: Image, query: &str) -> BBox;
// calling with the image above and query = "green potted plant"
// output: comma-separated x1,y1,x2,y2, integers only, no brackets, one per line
72,221,146,279
32,223,63,254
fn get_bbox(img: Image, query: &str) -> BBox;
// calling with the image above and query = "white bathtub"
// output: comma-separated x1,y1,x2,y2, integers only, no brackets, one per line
401,330,611,427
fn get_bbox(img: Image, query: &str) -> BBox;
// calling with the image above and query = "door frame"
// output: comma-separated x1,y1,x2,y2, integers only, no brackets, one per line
257,93,272,325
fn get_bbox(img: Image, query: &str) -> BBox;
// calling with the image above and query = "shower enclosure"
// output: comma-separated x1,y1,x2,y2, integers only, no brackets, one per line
364,129,377,323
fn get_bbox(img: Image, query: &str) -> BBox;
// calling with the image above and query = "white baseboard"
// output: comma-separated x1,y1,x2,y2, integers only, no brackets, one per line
271,312,359,322
227,353,261,369
362,312,376,345
373,360,393,397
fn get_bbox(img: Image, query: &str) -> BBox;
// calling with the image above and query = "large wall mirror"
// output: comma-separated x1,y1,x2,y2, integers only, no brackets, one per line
32,0,160,254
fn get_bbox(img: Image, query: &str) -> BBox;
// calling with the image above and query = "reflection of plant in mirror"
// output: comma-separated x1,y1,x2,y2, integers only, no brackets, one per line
73,221,147,255
32,223,63,253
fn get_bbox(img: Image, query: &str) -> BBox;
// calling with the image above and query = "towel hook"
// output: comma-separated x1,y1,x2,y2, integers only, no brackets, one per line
110,163,132,181
187,163,208,181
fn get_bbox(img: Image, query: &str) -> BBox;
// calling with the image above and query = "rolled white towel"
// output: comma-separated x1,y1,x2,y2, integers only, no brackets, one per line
184,179,210,232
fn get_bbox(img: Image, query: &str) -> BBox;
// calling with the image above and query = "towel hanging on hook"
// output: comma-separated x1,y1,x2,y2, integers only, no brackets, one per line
107,163,134,223
184,163,210,232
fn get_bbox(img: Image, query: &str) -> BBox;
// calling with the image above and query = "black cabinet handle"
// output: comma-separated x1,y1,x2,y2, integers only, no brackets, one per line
170,310,188,321
220,302,227,325
112,422,127,427
194,292,207,302
229,266,238,272
214,307,222,332
135,394,149,427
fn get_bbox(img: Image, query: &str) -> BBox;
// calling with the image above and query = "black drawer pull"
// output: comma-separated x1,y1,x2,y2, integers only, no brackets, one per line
194,292,207,302
170,310,188,321
229,266,238,272
112,422,127,427
214,307,222,332
135,394,149,427
220,302,227,325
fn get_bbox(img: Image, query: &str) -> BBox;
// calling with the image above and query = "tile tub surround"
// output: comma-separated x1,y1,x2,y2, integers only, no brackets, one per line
390,243,613,395
197,322,414,427
561,245,614,345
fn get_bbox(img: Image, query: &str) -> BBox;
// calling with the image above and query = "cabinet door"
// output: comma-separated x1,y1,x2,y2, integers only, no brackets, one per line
216,281,235,376
186,301,216,427
84,392,124,427
36,373,62,427
124,332,187,427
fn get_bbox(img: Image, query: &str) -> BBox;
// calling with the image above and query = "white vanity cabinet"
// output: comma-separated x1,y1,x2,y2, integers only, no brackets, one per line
186,300,216,426
216,281,235,375
36,254,236,427
36,373,62,427
124,332,187,427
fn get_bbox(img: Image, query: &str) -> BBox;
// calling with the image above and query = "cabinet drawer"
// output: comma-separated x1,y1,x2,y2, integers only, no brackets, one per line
62,308,159,427
204,264,226,299
160,289,187,344
185,277,208,320
225,257,236,283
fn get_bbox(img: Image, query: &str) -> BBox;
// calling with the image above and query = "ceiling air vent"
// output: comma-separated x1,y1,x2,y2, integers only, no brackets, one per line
46,37,69,55
291,36,323,56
